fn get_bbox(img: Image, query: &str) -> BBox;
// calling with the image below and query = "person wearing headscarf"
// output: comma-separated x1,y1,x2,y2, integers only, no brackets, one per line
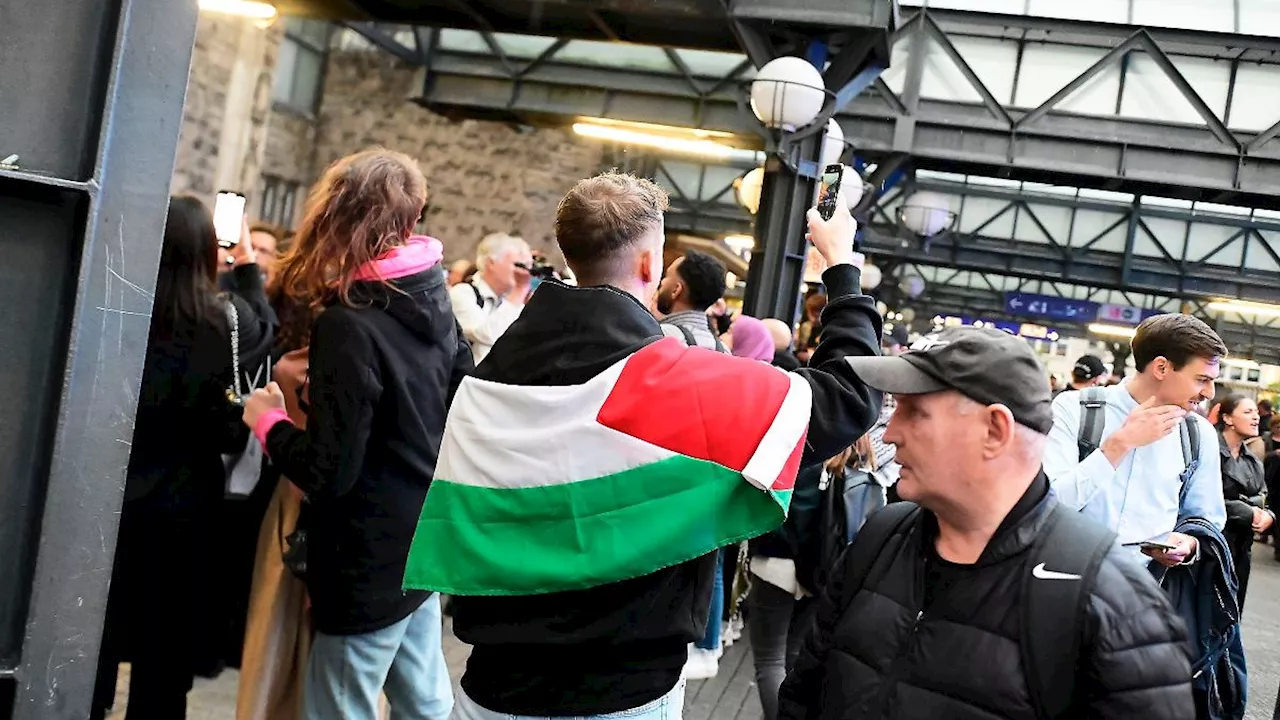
762,318,801,371
729,315,775,363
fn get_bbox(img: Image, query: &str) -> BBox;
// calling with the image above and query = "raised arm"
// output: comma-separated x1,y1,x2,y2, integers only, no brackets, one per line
791,196,883,464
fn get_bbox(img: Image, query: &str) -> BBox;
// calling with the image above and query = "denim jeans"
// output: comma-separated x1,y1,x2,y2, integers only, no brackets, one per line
304,593,454,720
746,580,815,720
695,549,724,651
451,679,686,720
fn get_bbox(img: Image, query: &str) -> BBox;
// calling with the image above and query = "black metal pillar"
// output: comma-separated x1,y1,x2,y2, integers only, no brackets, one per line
2,0,199,717
742,139,822,323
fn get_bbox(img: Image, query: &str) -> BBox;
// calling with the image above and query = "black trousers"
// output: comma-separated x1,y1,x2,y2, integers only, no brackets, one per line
90,501,214,720
746,579,816,720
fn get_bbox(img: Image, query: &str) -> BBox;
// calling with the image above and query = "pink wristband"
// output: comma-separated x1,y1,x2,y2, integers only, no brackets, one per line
254,407,294,453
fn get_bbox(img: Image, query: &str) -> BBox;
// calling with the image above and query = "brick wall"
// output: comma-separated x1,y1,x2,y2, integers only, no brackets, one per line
311,50,603,264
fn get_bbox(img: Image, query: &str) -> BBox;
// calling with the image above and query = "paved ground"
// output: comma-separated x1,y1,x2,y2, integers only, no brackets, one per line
110,543,1280,720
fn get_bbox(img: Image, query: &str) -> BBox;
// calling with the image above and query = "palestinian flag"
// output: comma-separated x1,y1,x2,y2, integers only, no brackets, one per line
403,337,812,596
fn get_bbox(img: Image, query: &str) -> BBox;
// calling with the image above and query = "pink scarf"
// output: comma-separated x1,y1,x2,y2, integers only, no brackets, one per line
351,235,444,282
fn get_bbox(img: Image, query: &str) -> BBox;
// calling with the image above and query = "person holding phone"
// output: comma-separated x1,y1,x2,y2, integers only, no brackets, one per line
1213,394,1272,609
1043,314,1227,566
91,196,275,720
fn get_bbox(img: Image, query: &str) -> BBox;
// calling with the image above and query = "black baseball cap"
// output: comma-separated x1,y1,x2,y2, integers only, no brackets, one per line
1073,354,1107,381
845,326,1054,433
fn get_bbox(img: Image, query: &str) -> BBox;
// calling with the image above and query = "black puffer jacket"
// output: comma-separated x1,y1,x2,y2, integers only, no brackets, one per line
778,475,1195,720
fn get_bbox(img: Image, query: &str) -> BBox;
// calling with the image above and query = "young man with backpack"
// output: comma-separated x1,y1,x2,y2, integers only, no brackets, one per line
1043,314,1227,566
778,326,1194,720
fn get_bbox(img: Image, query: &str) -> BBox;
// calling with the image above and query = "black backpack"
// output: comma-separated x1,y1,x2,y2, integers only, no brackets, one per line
1076,386,1200,485
841,500,1115,720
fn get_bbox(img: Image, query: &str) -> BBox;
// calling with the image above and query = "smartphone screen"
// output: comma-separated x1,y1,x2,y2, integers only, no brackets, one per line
818,165,842,221
213,191,246,248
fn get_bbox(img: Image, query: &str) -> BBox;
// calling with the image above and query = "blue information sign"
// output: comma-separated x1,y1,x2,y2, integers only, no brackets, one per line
1004,292,1099,322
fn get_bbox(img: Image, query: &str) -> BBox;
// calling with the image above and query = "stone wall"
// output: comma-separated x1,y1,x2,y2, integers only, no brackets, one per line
171,14,282,205
172,23,604,262
312,50,603,263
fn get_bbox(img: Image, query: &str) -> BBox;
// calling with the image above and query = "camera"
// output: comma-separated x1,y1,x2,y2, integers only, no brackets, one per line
517,259,558,280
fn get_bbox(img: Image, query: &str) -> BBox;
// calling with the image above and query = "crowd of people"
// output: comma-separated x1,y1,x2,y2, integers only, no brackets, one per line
91,146,1276,720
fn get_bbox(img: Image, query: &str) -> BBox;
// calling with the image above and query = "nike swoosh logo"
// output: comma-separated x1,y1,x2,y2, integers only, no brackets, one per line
1032,563,1082,581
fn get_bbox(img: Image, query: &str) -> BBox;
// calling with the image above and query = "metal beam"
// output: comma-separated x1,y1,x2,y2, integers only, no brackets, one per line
344,22,423,64
410,25,1280,208
8,0,200,716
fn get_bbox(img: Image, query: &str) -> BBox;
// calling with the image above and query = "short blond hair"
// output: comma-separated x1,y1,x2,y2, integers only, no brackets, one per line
555,172,669,280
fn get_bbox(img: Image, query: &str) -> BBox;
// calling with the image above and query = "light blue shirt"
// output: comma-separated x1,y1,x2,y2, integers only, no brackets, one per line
1043,383,1226,557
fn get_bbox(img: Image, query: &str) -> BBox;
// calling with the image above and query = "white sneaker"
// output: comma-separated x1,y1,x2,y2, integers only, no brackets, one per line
684,646,720,680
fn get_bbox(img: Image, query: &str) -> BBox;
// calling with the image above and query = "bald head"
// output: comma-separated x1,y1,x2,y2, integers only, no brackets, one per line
762,318,793,351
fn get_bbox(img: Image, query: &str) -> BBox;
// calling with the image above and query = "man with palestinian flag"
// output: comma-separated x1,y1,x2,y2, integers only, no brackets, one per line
405,172,883,720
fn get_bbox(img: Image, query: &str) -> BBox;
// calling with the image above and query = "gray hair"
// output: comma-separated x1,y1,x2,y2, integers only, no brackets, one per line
475,232,529,271
953,394,1047,461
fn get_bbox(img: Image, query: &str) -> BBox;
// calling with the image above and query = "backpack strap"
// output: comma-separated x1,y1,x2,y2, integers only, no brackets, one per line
1177,415,1200,514
469,282,485,308
1021,502,1116,720
675,324,698,347
840,502,921,599
1076,387,1107,462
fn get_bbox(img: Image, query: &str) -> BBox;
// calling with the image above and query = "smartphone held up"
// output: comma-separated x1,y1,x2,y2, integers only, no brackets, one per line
817,164,843,222
214,191,246,249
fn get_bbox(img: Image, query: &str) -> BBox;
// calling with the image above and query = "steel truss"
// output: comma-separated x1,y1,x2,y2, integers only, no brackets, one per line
335,8,1280,209
641,153,1280,361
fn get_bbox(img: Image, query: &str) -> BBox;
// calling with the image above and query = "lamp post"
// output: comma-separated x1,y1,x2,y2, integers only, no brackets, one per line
738,56,869,323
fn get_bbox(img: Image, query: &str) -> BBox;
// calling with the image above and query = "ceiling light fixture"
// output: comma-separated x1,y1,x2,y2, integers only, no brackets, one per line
1207,300,1280,318
575,117,737,140
198,0,279,19
1088,323,1138,339
572,123,736,159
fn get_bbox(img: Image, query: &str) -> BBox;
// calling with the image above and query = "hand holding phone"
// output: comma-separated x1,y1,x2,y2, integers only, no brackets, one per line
214,191,247,249
817,164,843,222
806,167,857,270
1122,533,1176,552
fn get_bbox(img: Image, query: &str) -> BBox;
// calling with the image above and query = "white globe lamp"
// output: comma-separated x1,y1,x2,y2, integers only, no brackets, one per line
841,164,865,209
898,274,926,299
859,260,881,290
820,119,845,168
750,57,826,131
735,166,765,215
899,191,956,237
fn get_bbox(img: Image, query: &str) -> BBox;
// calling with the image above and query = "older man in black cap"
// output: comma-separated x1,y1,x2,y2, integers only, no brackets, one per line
777,327,1194,720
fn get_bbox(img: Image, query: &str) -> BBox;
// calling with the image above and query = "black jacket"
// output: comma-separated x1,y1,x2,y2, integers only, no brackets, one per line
1155,518,1246,720
778,475,1195,720
266,265,473,634
452,264,882,716
128,263,275,505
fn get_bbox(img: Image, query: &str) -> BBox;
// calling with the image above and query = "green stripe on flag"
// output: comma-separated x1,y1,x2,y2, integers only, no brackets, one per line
404,455,789,596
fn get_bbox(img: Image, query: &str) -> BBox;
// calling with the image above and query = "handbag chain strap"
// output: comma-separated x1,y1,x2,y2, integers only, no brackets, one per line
225,299,244,402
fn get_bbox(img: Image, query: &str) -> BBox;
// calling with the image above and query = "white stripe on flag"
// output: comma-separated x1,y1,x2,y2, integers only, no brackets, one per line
435,359,676,490
740,370,812,490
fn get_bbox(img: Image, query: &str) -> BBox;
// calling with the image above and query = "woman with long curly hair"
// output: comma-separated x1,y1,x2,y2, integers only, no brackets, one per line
242,148,472,720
